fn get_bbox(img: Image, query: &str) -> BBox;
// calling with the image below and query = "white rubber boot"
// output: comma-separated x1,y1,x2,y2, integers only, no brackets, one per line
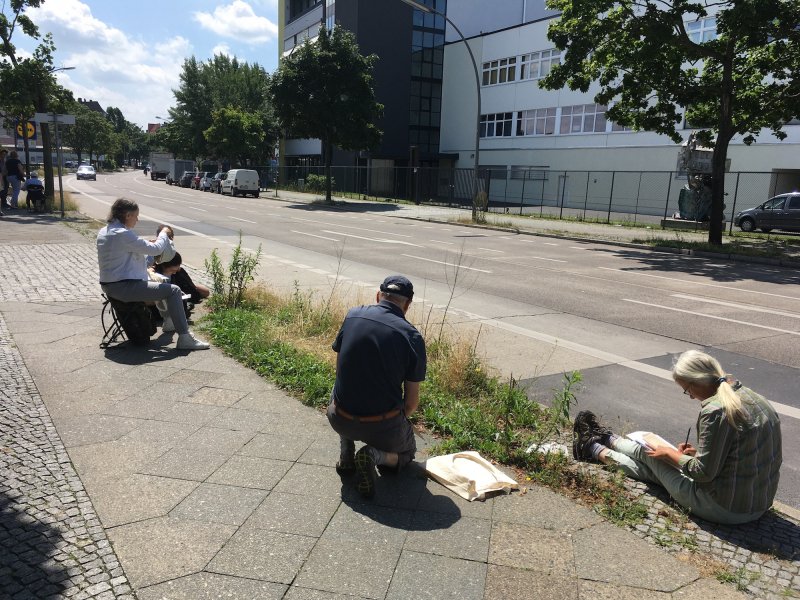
176,333,210,351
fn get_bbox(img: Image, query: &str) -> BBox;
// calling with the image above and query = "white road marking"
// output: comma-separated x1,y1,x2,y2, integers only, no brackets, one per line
185,206,207,212
599,267,800,301
523,256,567,263
671,294,800,319
296,220,414,238
291,230,341,242
321,230,422,247
544,242,558,246
430,240,455,245
230,217,257,224
622,299,800,336
401,254,492,273
478,247,505,253
569,246,587,250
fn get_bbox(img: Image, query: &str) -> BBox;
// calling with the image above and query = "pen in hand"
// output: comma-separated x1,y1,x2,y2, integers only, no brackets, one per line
683,427,691,451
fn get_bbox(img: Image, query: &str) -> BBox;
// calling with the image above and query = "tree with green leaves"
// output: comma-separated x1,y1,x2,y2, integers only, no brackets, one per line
205,107,270,167
542,0,800,245
61,103,115,164
270,25,383,202
0,1,68,205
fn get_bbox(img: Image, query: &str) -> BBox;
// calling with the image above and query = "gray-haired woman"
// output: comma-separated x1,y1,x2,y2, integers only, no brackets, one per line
96,198,209,351
573,350,782,524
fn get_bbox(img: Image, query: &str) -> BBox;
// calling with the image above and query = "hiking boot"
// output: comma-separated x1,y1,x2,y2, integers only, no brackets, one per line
354,447,377,498
572,410,611,461
176,333,210,351
336,459,356,476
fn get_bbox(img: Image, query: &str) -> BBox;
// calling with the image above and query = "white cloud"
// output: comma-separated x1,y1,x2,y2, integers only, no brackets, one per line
28,0,192,128
194,1,278,44
211,43,233,57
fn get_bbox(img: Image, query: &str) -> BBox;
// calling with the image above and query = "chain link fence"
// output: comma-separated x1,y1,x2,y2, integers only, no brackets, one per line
269,165,790,232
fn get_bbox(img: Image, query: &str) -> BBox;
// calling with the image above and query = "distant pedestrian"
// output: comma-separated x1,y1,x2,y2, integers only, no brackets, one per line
0,149,10,210
327,275,427,498
573,350,782,524
6,150,24,209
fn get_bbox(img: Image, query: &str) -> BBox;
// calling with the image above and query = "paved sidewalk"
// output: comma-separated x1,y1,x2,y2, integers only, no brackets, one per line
0,212,794,599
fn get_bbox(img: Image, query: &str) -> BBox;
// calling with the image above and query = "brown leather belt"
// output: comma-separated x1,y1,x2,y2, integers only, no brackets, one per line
334,404,402,422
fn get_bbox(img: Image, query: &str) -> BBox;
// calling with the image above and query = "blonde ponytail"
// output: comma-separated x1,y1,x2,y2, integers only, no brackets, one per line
673,350,748,426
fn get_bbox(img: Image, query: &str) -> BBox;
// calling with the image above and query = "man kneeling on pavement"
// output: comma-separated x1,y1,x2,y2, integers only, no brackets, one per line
327,275,426,498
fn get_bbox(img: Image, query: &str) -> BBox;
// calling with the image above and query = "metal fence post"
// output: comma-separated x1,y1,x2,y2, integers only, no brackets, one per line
633,172,642,224
662,172,673,226
559,171,567,219
583,171,590,220
606,171,616,223
520,172,527,215
540,176,545,216
729,172,741,235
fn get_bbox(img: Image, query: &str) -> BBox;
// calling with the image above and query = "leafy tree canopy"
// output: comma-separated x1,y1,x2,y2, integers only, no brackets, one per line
269,25,383,201
541,0,800,243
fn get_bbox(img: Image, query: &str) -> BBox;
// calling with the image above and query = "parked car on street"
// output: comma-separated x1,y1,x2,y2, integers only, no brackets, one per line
179,171,197,188
191,171,210,190
220,169,260,197
734,193,800,233
76,165,96,181
211,172,227,193
199,172,216,192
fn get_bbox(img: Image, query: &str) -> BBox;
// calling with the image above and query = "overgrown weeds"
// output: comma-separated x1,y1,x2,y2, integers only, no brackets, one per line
199,238,648,526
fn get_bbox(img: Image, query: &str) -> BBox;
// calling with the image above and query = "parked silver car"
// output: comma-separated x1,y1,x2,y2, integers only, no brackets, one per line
734,193,800,233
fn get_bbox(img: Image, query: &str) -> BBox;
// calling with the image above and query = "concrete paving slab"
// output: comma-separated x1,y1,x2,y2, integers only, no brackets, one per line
322,501,413,547
152,401,225,426
416,480,495,519
176,426,255,455
492,485,604,531
84,473,198,528
485,564,578,600
68,437,174,481
671,577,748,599
235,390,311,413
489,521,575,576
240,432,316,461
140,448,231,481
56,413,145,448
163,368,225,387
208,407,279,432
106,516,235,589
206,528,316,584
43,392,122,419
294,538,401,598
119,419,200,446
298,436,345,468
244,491,341,537
137,572,287,600
578,579,670,599
185,386,248,407
404,512,491,561
258,411,332,436
169,482,268,526
385,551,487,600
340,463,429,510
211,372,273,392
180,354,245,374
103,396,178,420
207,454,293,490
572,522,698,592
283,587,370,600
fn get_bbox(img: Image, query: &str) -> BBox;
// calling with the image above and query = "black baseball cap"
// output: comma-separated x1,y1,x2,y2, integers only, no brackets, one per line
380,275,414,299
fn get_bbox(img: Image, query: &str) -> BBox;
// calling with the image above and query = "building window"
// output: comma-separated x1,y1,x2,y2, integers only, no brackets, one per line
611,122,633,132
510,167,548,180
517,108,557,136
686,17,716,43
482,57,517,86
560,104,608,134
289,0,321,22
520,49,561,80
325,0,335,29
479,113,514,138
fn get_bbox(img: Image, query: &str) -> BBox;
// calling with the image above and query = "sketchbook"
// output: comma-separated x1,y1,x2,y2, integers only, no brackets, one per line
626,431,678,452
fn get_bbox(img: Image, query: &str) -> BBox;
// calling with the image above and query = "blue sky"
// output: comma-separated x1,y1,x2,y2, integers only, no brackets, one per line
20,0,281,128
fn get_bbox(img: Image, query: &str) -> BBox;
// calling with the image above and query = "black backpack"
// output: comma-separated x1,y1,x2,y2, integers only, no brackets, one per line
109,298,156,345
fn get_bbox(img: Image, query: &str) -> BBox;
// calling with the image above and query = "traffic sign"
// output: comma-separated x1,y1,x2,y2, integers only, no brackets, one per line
16,121,36,139
33,112,76,125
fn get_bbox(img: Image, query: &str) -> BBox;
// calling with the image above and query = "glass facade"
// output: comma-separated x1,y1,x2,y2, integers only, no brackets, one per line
409,0,446,157
325,0,335,30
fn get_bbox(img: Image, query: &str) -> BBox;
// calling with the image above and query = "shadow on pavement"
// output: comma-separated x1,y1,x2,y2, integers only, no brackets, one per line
595,246,800,287
101,334,188,364
284,201,404,213
0,491,68,598
697,510,800,562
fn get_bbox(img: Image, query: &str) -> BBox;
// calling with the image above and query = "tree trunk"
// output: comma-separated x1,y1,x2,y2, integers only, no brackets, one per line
708,54,735,246
324,138,333,203
40,122,55,208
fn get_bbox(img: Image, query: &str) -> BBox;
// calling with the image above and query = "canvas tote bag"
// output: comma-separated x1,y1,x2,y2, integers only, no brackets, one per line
424,451,519,501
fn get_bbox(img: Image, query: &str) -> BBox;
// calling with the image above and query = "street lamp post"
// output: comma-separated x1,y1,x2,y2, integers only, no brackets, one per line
399,0,482,220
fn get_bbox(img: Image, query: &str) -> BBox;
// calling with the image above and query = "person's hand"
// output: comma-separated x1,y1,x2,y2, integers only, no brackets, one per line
644,446,672,460
678,443,697,456
164,226,174,240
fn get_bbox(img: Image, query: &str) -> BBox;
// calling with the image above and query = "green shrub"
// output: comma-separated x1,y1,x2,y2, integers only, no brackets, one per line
305,173,334,193
204,234,262,309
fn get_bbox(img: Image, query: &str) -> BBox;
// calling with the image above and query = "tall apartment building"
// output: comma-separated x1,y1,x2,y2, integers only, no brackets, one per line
278,0,448,173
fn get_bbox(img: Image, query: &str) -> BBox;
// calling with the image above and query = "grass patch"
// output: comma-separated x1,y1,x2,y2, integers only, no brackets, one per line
632,236,794,259
715,566,760,591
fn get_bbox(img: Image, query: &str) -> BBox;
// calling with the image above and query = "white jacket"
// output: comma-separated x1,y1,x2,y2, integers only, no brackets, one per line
97,221,171,283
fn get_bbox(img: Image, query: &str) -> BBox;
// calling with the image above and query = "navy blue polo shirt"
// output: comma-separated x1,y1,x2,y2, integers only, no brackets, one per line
332,300,426,416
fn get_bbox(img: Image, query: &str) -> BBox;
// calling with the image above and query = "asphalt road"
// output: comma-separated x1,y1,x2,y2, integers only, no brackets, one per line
68,170,800,509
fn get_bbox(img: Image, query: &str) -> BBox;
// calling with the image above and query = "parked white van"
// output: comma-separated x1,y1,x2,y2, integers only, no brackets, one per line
221,169,260,197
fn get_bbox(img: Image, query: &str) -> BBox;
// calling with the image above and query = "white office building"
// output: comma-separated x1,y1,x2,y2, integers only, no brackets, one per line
438,0,800,209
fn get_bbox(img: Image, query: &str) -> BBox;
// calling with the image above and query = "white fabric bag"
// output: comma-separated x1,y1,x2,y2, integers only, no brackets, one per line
424,451,519,501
